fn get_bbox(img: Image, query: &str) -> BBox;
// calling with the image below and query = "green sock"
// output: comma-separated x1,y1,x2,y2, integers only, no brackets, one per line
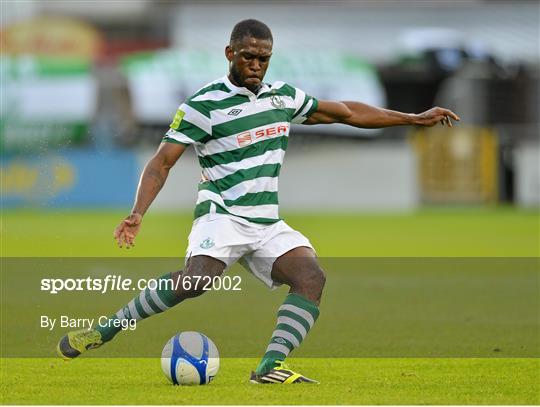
255,293,320,375
96,272,180,342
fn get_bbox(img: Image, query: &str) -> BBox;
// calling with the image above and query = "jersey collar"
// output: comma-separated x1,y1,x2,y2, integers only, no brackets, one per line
223,75,270,98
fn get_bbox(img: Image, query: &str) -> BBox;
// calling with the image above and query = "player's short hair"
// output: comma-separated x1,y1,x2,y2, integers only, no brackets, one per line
230,19,273,45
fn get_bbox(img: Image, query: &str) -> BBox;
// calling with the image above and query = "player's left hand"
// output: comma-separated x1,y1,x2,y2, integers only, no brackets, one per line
414,107,461,127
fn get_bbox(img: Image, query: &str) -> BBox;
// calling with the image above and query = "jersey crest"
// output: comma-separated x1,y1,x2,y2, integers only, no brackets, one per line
270,94,285,109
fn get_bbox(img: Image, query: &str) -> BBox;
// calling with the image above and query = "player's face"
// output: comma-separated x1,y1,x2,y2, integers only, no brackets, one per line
226,36,272,93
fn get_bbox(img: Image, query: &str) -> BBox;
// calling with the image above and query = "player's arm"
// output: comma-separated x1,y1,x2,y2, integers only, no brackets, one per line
114,142,187,248
304,100,460,128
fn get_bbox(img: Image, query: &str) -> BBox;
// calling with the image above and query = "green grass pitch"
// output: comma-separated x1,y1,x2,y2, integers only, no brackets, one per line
1,207,539,404
2,358,538,404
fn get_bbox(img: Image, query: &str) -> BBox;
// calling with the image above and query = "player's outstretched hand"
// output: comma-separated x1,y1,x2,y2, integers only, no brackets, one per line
414,107,461,127
114,213,142,249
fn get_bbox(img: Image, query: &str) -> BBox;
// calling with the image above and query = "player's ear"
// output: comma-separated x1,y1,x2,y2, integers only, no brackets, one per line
225,45,234,62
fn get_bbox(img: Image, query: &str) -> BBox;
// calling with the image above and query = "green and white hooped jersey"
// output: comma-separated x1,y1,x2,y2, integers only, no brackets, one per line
164,76,318,224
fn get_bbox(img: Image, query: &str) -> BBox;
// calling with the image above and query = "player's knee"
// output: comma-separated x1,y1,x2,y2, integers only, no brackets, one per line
174,259,224,299
172,270,207,299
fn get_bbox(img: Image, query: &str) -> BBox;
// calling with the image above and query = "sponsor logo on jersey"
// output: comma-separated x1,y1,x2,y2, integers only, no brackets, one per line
236,124,289,147
236,132,252,147
254,124,288,139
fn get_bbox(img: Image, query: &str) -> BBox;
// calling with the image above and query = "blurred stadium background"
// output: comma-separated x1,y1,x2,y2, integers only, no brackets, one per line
1,2,539,404
1,0,538,231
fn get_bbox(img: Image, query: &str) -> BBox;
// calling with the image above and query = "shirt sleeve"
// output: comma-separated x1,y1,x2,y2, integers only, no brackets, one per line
290,87,319,124
163,102,211,146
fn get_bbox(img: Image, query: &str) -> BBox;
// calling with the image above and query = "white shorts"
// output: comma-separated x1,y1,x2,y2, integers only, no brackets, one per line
185,213,314,289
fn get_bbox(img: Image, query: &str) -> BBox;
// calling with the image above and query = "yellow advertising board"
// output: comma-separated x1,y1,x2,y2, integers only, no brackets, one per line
1,16,102,60
411,126,498,204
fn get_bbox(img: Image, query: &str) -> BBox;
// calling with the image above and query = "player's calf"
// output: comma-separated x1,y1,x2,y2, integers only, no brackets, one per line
293,263,326,304
272,252,326,305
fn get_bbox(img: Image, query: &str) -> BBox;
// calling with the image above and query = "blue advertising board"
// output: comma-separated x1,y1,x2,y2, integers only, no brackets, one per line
2,150,139,208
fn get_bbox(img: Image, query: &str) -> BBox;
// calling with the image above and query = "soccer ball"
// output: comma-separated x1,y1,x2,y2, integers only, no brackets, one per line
161,331,219,385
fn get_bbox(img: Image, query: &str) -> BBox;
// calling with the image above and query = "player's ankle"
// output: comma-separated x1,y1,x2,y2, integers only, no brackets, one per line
95,321,120,342
255,358,280,375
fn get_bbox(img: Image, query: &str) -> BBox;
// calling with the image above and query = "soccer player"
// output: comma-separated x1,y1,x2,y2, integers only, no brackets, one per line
57,19,459,384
